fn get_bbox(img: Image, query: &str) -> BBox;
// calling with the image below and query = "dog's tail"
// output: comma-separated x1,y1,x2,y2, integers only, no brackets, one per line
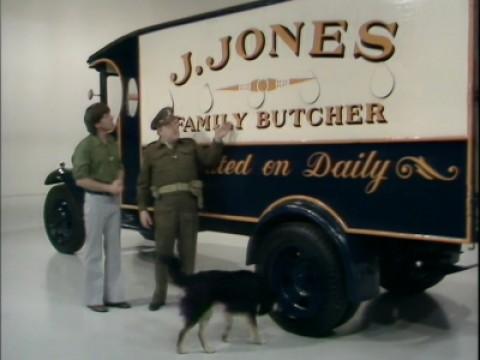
158,255,189,287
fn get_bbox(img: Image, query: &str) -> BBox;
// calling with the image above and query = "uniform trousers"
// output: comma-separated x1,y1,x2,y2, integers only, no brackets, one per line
83,193,126,306
152,192,198,304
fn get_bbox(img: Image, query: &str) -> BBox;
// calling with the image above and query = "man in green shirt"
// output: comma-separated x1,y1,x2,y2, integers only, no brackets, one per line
137,106,232,311
72,102,130,313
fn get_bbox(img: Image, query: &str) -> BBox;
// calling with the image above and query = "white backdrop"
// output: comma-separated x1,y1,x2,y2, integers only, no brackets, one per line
1,0,251,198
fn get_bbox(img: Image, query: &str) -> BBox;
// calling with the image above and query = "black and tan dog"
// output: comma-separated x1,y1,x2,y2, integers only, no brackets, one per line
159,255,276,354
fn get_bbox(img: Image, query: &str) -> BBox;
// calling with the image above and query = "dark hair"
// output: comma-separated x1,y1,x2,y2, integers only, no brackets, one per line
84,103,110,135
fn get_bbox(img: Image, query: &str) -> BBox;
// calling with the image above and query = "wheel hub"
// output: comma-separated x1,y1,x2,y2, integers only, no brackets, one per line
271,246,321,318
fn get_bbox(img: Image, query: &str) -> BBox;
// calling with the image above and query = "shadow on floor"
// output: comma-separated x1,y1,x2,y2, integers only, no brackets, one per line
135,244,244,271
46,252,84,305
336,290,475,343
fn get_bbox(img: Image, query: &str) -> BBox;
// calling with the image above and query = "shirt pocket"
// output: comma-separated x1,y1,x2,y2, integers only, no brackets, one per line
177,146,197,169
151,151,174,180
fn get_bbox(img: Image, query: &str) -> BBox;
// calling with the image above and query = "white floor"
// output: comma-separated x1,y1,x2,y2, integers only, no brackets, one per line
1,195,478,359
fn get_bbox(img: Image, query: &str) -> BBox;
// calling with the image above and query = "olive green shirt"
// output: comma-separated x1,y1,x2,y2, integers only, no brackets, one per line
137,138,223,211
72,134,123,183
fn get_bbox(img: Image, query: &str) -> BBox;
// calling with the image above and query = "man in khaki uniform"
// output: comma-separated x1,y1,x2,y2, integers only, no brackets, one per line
137,106,232,311
72,102,130,312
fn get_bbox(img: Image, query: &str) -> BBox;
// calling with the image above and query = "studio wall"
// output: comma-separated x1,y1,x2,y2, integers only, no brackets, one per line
1,0,251,197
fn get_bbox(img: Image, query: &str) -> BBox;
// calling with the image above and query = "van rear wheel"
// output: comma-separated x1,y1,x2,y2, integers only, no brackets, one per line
256,222,351,337
43,184,85,254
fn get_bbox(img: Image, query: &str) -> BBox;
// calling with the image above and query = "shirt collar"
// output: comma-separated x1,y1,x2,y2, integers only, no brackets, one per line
91,134,114,145
156,139,176,149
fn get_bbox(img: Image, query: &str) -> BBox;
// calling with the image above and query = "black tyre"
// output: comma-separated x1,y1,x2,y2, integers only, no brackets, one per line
43,184,85,254
380,257,445,295
256,222,349,337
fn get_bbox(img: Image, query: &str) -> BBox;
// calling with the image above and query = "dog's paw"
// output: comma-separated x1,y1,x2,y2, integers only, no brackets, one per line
204,347,216,354
251,337,265,345
176,347,188,355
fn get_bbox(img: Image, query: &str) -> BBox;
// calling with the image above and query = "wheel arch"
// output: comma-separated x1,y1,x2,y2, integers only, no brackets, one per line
44,165,84,204
247,196,380,303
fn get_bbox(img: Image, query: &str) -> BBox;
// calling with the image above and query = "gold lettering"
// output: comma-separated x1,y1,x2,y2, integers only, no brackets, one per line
289,108,305,127
354,21,398,62
236,28,265,61
257,111,270,129
224,160,236,175
357,151,391,193
360,151,377,178
325,106,343,126
310,21,348,57
213,114,227,128
197,115,211,131
350,152,366,178
306,108,323,126
172,19,398,86
366,103,387,124
365,160,391,193
269,22,305,57
170,52,193,86
272,110,287,128
209,154,254,176
183,117,197,132
303,152,330,178
233,112,248,130
263,160,293,176
206,36,232,71
238,154,254,175
332,160,353,178
346,104,363,125
302,151,391,193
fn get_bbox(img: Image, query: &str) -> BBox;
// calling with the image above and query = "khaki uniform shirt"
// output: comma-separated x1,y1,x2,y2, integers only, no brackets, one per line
137,138,223,211
72,134,123,183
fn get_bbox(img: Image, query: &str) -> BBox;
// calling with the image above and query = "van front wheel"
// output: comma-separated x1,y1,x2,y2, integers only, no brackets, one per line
43,185,85,254
256,222,350,337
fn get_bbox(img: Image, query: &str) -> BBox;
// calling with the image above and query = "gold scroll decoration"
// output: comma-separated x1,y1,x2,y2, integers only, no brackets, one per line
396,156,459,181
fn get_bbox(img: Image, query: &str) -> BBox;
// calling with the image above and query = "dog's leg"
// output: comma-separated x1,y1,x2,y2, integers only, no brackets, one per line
198,307,215,353
221,313,233,342
177,324,194,355
247,314,264,344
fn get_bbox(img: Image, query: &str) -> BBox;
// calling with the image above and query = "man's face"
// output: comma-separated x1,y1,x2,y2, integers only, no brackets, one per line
157,119,180,143
95,112,115,133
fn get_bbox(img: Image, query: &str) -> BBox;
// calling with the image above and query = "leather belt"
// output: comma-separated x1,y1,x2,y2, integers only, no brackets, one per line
151,180,203,208
86,190,112,196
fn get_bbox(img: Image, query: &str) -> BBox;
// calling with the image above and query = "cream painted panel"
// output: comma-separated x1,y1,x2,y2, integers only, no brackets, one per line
140,0,470,145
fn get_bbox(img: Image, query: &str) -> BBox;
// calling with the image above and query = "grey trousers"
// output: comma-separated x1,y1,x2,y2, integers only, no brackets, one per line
83,193,125,306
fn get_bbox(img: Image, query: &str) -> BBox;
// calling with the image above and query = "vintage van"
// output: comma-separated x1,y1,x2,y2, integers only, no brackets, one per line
44,0,478,336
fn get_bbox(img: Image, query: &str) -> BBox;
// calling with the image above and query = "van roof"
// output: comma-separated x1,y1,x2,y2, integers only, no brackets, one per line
87,0,289,64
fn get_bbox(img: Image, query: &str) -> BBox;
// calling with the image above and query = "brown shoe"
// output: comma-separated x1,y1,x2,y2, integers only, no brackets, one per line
105,301,131,309
87,305,109,313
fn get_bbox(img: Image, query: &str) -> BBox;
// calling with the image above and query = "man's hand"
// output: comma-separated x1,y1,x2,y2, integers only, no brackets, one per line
109,179,124,196
139,210,153,229
214,122,233,142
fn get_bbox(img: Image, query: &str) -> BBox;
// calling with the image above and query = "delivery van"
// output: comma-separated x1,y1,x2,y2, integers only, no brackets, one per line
44,0,478,336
